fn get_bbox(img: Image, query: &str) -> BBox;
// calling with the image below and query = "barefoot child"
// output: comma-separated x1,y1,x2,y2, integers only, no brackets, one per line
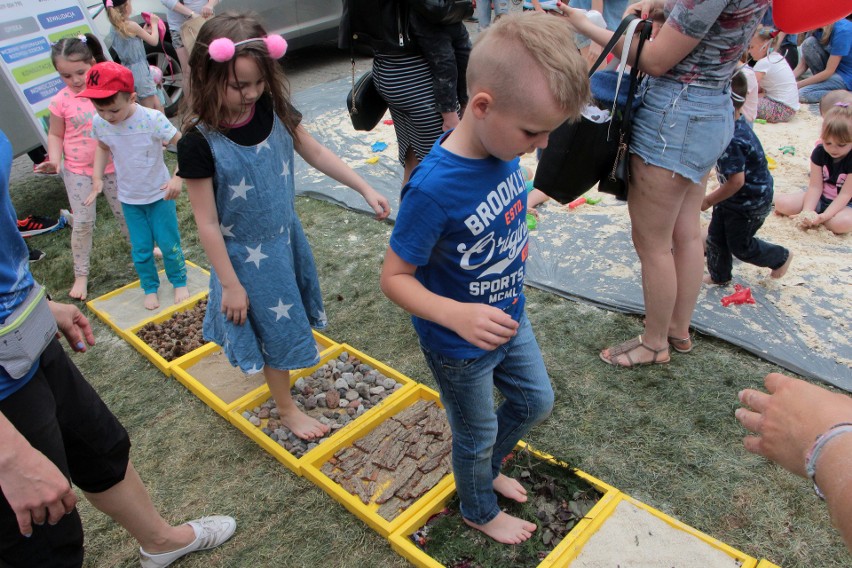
36,34,129,301
702,71,792,285
79,61,189,309
381,12,587,544
178,13,390,440
774,102,852,235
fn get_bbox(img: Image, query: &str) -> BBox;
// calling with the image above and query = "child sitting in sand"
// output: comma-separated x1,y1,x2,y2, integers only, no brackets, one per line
702,71,792,285
774,102,852,234
748,27,800,123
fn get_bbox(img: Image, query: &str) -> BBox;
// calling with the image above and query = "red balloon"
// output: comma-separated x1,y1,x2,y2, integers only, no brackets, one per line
772,0,852,34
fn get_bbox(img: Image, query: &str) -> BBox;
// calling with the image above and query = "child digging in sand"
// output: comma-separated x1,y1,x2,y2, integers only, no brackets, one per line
381,12,588,544
702,71,792,285
80,61,189,310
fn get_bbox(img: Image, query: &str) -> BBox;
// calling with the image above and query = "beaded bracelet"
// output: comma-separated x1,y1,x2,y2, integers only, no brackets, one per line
805,422,852,500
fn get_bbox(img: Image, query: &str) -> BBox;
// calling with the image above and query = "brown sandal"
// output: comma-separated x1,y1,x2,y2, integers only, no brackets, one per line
600,335,670,368
668,335,693,354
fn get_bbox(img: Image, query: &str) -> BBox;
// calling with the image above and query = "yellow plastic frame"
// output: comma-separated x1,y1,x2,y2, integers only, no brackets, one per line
124,294,214,377
171,330,338,420
86,260,208,338
228,343,417,476
387,443,620,568
301,384,455,538
555,493,759,568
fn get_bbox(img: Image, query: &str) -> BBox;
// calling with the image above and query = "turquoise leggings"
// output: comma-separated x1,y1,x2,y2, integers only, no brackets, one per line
121,199,186,294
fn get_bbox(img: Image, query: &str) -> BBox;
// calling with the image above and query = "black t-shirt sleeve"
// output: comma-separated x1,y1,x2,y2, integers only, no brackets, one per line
177,127,215,179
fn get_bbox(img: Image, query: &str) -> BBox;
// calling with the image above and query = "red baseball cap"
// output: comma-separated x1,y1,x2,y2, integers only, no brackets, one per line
77,61,134,99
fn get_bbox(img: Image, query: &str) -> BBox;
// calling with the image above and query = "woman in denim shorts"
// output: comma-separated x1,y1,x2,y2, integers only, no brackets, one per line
563,0,769,367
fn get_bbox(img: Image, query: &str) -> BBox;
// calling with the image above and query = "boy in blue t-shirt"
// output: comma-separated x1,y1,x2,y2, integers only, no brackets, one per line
380,13,588,545
702,71,792,285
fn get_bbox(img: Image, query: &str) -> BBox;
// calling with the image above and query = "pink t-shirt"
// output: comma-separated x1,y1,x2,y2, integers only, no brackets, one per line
48,87,114,176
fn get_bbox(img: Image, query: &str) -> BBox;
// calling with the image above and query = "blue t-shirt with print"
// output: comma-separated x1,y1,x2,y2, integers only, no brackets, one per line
0,130,38,401
816,18,852,89
715,116,773,211
389,135,529,359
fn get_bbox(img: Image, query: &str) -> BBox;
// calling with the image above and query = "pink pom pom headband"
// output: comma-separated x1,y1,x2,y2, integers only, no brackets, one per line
208,35,287,62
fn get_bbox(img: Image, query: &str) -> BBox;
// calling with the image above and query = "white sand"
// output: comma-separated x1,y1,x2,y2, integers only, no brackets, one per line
569,500,742,567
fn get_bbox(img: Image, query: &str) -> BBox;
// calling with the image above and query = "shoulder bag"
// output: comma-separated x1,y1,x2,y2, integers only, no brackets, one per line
533,15,652,203
347,69,388,131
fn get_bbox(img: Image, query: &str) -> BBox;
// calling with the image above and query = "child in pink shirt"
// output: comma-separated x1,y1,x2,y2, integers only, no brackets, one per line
37,34,128,300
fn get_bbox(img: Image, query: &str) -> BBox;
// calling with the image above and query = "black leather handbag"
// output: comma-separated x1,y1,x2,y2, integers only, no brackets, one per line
534,15,652,203
347,70,388,131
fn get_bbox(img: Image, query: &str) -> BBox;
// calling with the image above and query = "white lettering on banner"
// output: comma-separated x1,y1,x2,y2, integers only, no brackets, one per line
463,169,526,235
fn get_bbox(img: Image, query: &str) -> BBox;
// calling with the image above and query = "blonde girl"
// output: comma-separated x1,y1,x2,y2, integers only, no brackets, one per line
775,103,852,234
35,34,128,300
748,27,799,123
178,13,390,440
102,0,164,112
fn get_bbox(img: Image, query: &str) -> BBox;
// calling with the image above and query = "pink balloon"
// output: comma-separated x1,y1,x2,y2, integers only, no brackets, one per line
772,0,852,34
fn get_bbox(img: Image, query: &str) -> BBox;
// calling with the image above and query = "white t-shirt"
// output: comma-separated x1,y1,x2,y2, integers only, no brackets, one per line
753,52,801,111
92,105,177,205
739,65,758,123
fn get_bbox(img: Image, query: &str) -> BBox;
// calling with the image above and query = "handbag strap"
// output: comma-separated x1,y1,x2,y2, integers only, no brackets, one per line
587,14,639,78
618,20,652,138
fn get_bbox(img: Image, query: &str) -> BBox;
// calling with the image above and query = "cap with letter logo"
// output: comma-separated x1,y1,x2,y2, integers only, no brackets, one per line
76,61,134,99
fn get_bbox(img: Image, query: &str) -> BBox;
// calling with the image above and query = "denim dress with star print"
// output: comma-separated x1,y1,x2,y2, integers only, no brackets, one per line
198,115,326,374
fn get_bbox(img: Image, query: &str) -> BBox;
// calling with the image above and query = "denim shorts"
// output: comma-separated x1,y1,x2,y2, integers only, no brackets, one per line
630,77,735,184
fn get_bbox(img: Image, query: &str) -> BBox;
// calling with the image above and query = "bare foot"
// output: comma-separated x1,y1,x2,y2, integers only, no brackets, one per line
174,286,190,304
770,251,793,279
493,473,527,503
153,246,163,259
69,276,88,301
144,293,160,310
279,407,330,440
463,511,536,545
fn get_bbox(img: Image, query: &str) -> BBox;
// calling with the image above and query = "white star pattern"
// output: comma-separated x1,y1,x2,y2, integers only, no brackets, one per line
269,299,293,321
220,223,234,237
244,244,268,268
256,140,271,154
280,159,291,179
230,178,253,200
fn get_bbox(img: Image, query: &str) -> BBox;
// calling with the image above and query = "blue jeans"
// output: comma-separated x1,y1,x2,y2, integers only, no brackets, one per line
705,204,789,283
121,199,186,294
476,0,509,31
799,36,850,104
420,313,554,525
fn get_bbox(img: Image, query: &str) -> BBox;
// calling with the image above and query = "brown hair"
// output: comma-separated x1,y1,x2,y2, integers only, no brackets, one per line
819,24,834,47
467,12,588,119
821,103,852,144
819,90,852,117
731,70,748,111
50,33,107,67
182,12,299,138
90,91,132,108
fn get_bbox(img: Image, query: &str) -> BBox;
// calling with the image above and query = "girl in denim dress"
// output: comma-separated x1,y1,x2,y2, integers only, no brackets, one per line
178,13,390,440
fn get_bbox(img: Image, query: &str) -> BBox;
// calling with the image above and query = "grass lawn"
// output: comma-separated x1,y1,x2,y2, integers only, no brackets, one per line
11,158,849,568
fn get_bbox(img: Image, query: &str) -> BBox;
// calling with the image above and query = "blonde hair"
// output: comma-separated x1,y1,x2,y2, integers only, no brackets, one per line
820,24,834,47
182,12,299,137
822,103,852,144
467,12,588,119
106,3,133,38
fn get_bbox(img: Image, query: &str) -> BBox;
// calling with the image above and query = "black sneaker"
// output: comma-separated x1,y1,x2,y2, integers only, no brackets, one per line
28,247,45,262
17,215,59,237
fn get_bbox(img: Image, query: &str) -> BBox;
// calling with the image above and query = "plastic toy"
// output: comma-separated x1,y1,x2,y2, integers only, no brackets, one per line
753,118,767,124
778,145,795,155
721,284,755,307
766,156,777,170
526,213,537,230
773,0,851,34
585,197,602,205
382,119,394,125
568,196,586,209
371,141,388,152
365,156,379,164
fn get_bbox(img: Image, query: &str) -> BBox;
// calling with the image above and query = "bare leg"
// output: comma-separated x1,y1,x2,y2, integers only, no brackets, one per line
402,147,419,187
263,366,329,440
464,512,536,545
83,462,195,553
669,175,708,340
773,192,805,217
824,209,852,234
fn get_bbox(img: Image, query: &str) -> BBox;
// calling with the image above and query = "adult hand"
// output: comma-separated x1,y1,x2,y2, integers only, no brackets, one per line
446,302,519,351
48,301,95,353
736,373,852,477
0,439,77,537
201,1,216,18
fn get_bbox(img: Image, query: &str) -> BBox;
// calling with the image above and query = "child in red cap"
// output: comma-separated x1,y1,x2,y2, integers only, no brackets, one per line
78,61,188,310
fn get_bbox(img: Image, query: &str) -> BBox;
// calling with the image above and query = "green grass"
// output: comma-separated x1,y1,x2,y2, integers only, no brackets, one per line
10,163,849,568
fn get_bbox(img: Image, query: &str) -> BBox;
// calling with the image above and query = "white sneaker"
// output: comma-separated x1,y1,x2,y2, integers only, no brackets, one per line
138,516,236,568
